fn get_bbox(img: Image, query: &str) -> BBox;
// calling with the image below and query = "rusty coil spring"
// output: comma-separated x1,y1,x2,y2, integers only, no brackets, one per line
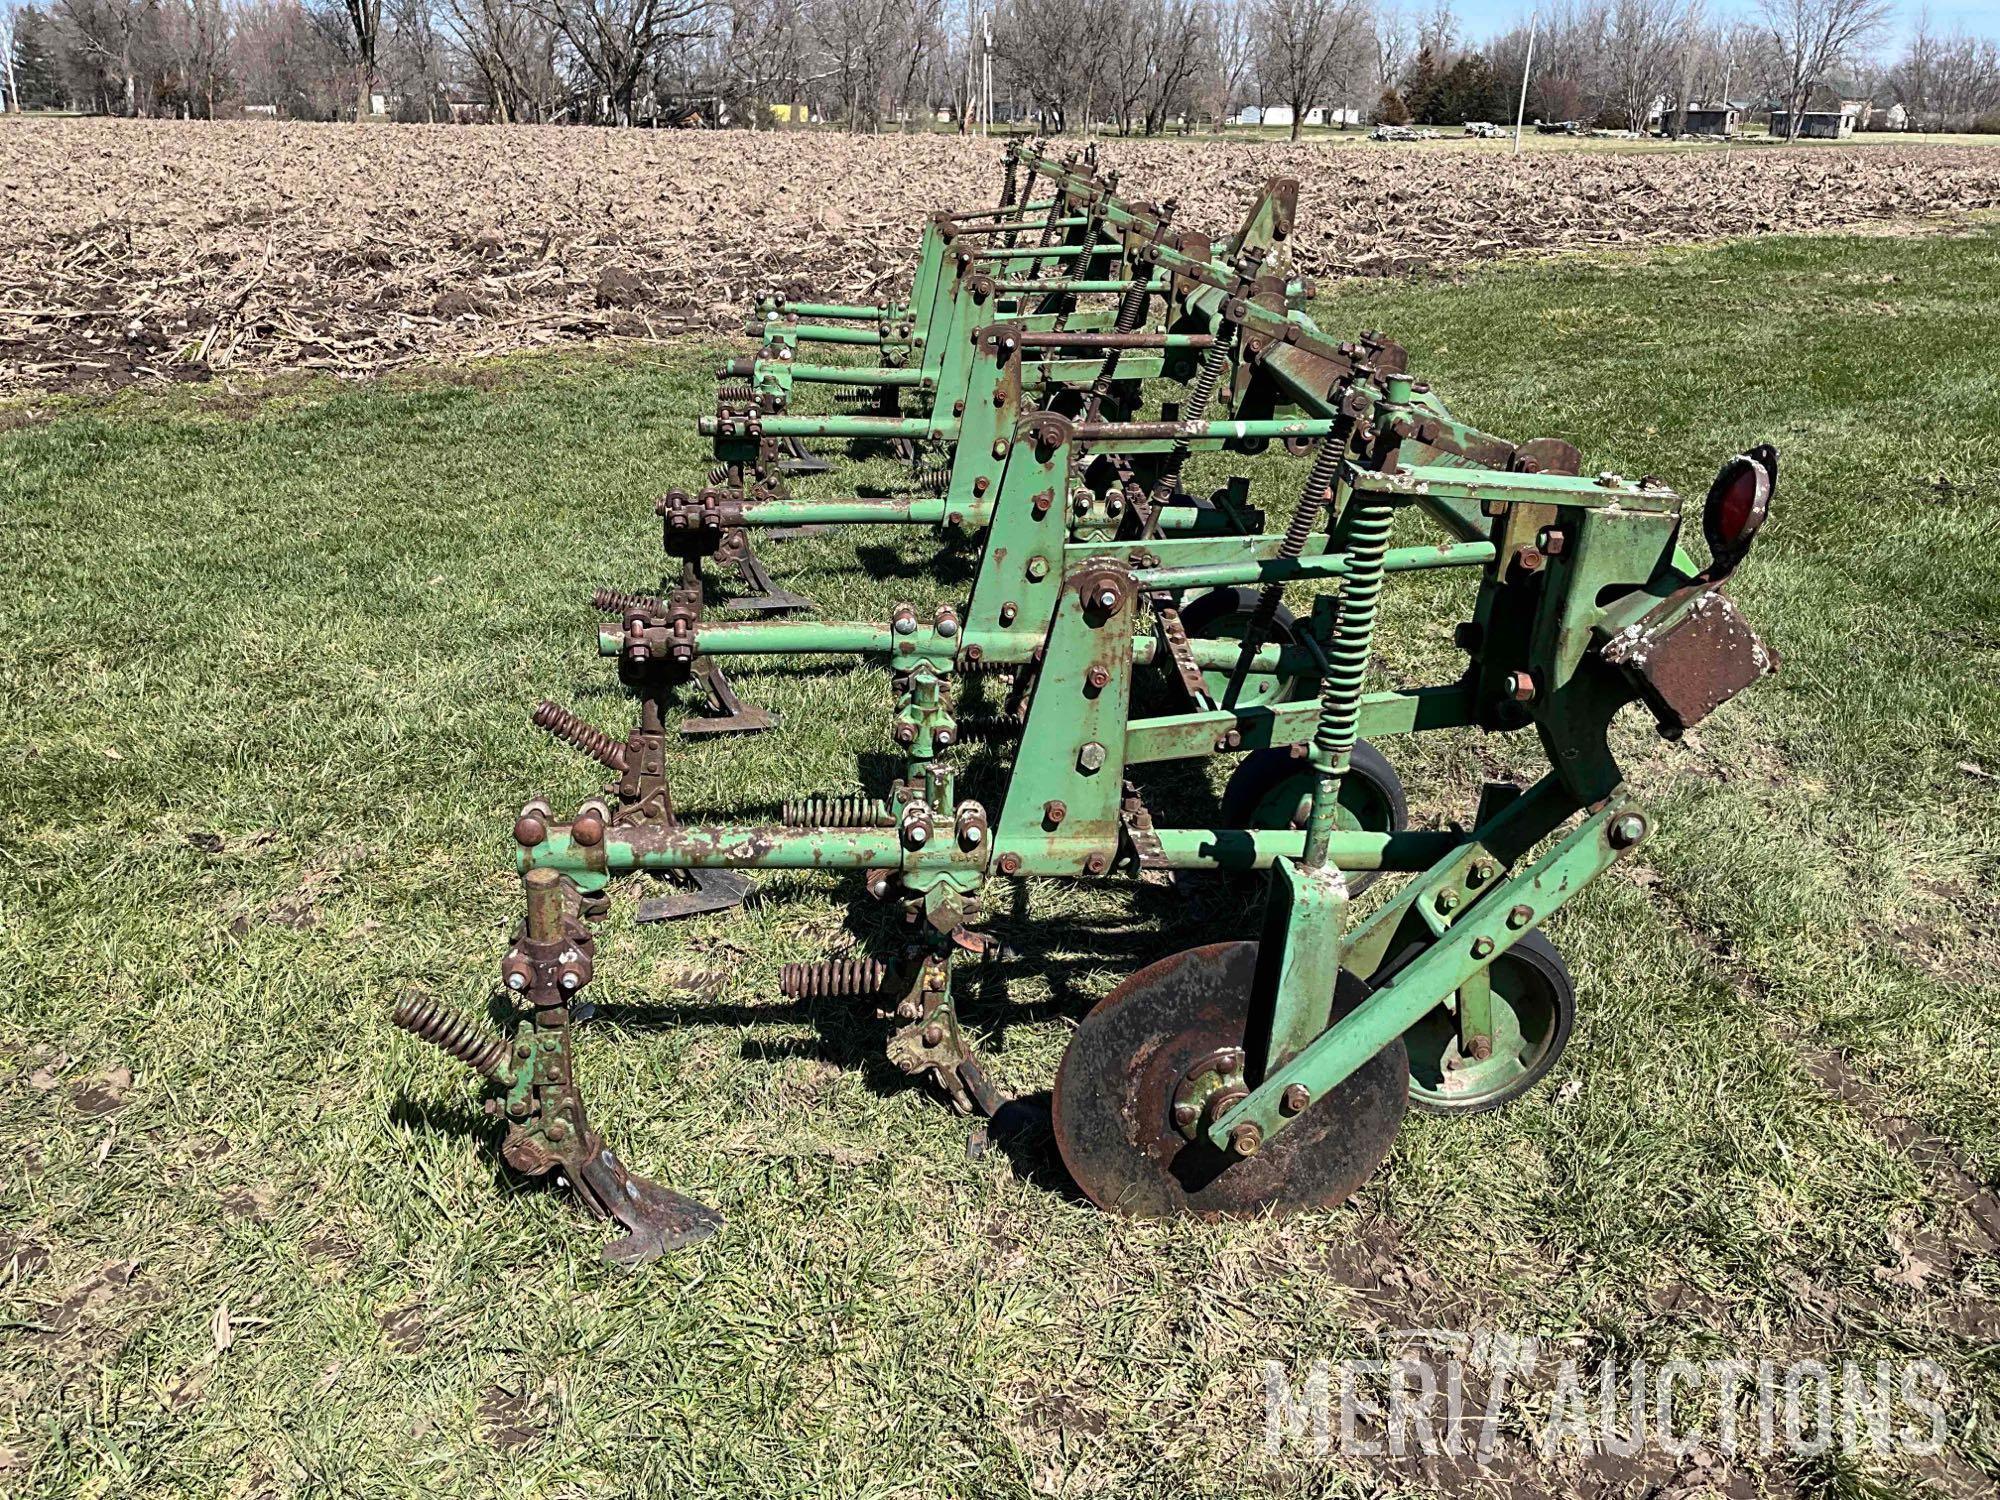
1084,277,1153,422
531,700,628,771
779,959,888,999
392,993,508,1081
955,711,1025,741
592,587,664,616
834,385,881,407
915,463,952,496
707,462,732,486
781,795,895,828
1225,437,1348,696
1146,323,1239,516
715,383,757,406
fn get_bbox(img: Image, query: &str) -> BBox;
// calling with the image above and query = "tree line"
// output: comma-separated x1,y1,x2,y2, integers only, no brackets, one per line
2,0,1996,135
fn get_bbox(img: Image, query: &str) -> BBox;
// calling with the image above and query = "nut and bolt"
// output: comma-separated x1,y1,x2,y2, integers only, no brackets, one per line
1435,889,1460,915
1043,799,1067,825
1083,852,1109,875
1507,904,1533,929
1504,671,1536,703
1085,665,1110,691
1280,1084,1311,1116
1471,936,1495,959
998,602,1018,625
1229,1123,1263,1157
1537,526,1568,556
1467,860,1495,886
1172,1101,1199,1128
1077,742,1107,773
1516,546,1546,574
998,853,1023,876
1095,587,1121,611
1025,556,1050,581
1608,813,1648,849
921,1023,945,1047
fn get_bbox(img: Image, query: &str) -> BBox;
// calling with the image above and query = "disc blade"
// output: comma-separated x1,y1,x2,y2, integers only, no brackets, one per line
1052,941,1407,1219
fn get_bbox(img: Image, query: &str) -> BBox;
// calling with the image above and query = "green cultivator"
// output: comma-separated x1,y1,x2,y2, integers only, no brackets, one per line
394,147,1780,1265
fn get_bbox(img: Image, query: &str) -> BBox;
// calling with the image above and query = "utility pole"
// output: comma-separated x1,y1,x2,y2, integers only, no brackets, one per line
1513,12,1537,156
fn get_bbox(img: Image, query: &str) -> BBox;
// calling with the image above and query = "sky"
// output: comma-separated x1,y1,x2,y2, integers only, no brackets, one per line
1442,0,1994,48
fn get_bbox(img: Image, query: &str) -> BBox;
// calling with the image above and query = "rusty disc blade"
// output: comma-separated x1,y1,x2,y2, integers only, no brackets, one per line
1052,941,1407,1219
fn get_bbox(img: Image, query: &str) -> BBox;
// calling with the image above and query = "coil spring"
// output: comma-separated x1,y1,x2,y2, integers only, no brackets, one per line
780,959,888,999
956,712,1025,741
1314,497,1395,766
1145,324,1238,513
835,385,880,407
1084,278,1152,422
1233,438,1347,671
592,587,663,616
1000,152,1019,210
392,993,508,1081
707,462,732,486
915,462,952,496
531,700,628,772
716,382,756,406
781,795,895,828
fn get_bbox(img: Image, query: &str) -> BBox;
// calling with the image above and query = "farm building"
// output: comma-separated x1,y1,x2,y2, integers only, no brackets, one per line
1768,108,1853,138
1236,105,1362,128
1682,105,1741,137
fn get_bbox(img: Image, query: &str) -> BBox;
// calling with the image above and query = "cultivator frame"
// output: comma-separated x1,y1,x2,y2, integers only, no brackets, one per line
394,144,1780,1264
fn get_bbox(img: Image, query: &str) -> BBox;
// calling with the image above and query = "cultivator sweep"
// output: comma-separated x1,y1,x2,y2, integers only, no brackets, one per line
395,144,1780,1265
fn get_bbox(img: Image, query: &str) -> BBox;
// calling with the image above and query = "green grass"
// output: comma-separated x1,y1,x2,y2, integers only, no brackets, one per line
3,228,1998,1498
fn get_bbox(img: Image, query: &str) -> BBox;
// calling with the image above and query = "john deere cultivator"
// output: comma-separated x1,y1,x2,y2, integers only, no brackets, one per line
394,145,1779,1266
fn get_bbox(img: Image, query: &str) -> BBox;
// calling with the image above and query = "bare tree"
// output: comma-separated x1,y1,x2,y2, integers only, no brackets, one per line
1758,0,1890,139
340,0,381,114
1254,0,1365,140
1604,0,1676,132
532,0,710,121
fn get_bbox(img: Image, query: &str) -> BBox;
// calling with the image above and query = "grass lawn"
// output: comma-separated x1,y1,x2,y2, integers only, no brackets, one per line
3,226,1998,1499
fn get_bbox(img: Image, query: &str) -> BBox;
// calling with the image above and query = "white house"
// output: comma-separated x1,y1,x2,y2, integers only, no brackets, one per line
1237,104,1362,128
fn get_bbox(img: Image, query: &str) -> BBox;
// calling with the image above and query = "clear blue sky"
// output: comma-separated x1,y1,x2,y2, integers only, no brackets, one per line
1447,0,1992,48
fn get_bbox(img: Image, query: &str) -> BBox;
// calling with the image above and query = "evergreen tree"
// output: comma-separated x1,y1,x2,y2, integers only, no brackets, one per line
10,7,65,111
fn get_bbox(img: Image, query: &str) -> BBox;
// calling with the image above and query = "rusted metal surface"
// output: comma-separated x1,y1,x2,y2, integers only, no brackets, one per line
1050,942,1407,1218
1602,588,1778,736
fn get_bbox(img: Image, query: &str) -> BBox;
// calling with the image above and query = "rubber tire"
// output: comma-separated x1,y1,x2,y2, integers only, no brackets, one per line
1217,738,1408,895
1405,929,1576,1116
1175,586,1304,707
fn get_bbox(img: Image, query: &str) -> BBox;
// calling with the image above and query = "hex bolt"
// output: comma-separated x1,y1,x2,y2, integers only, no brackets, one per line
1025,556,1050,581
1096,588,1120,611
1083,852,1109,875
973,477,991,497
894,722,917,745
934,728,955,748
1516,546,1546,573
1471,936,1496,958
1468,860,1495,885
1229,1123,1263,1157
1072,490,1093,515
1077,742,1107,773
1085,665,1110,691
1504,671,1536,703
1435,889,1460,915
991,440,1008,459
1507,904,1533,929
998,853,1023,876
1280,1084,1311,1116
1043,800,1067,825
1608,813,1648,849
1537,526,1568,556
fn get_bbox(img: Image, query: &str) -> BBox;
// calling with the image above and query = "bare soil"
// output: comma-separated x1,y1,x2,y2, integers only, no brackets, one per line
5,117,2000,393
